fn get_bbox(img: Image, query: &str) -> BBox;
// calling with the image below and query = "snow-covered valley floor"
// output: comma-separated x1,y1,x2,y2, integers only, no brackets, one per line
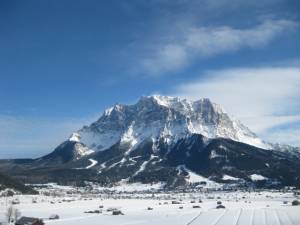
0,190,299,225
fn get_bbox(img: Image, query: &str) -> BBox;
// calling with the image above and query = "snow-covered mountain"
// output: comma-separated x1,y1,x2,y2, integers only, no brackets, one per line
66,95,269,159
1,95,300,188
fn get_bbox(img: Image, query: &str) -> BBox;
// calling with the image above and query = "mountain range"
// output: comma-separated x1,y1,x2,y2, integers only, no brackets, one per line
0,95,299,189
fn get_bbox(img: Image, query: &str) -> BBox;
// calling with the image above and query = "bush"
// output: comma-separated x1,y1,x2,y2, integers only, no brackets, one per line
292,200,300,206
172,201,180,204
112,210,124,215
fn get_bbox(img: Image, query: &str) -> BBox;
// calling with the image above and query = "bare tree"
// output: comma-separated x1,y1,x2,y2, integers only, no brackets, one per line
5,205,21,223
5,205,13,223
13,208,21,222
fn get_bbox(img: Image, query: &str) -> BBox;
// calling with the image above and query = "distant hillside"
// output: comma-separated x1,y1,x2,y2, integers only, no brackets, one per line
0,171,37,194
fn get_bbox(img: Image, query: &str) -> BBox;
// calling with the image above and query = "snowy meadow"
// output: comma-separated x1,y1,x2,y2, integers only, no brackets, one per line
0,184,299,225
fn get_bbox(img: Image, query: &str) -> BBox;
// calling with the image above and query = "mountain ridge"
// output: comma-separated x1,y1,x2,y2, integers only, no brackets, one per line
1,95,299,189
64,95,270,160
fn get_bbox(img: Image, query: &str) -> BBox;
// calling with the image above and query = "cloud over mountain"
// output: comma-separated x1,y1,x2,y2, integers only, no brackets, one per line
173,66,300,145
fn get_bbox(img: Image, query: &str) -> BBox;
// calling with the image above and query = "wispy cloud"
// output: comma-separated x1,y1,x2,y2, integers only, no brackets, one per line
138,20,298,76
264,122,300,146
173,66,300,145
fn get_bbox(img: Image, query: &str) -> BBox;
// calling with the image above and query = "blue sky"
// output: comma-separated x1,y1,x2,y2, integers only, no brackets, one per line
1,0,300,158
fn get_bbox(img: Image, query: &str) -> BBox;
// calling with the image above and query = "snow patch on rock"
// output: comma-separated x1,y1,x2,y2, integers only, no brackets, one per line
177,165,221,188
222,175,240,181
86,159,98,169
69,132,81,142
249,174,268,181
73,143,94,159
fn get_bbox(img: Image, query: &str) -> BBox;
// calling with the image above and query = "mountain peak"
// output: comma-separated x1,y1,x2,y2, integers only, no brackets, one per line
150,95,181,107
69,132,81,142
140,95,214,107
138,95,224,116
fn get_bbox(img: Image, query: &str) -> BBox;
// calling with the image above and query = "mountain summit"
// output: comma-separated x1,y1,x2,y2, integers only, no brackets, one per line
66,95,268,159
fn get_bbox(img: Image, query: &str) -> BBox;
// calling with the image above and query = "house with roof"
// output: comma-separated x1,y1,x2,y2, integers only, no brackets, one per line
15,217,44,225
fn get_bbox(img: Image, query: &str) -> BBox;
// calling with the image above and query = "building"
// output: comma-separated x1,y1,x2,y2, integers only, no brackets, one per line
49,214,59,220
15,217,44,225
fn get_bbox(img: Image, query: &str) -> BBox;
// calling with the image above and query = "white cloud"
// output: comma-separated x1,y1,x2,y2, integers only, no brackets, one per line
142,44,188,75
243,115,300,134
173,66,300,145
263,125,300,146
139,20,298,76
185,20,294,54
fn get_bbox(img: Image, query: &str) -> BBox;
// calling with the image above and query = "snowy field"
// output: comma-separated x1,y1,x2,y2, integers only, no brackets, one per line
0,189,299,225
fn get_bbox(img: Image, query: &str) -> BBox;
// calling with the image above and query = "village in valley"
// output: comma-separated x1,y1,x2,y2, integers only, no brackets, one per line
0,182,299,225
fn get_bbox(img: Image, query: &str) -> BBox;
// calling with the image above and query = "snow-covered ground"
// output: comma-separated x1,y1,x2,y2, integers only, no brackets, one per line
0,187,299,225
